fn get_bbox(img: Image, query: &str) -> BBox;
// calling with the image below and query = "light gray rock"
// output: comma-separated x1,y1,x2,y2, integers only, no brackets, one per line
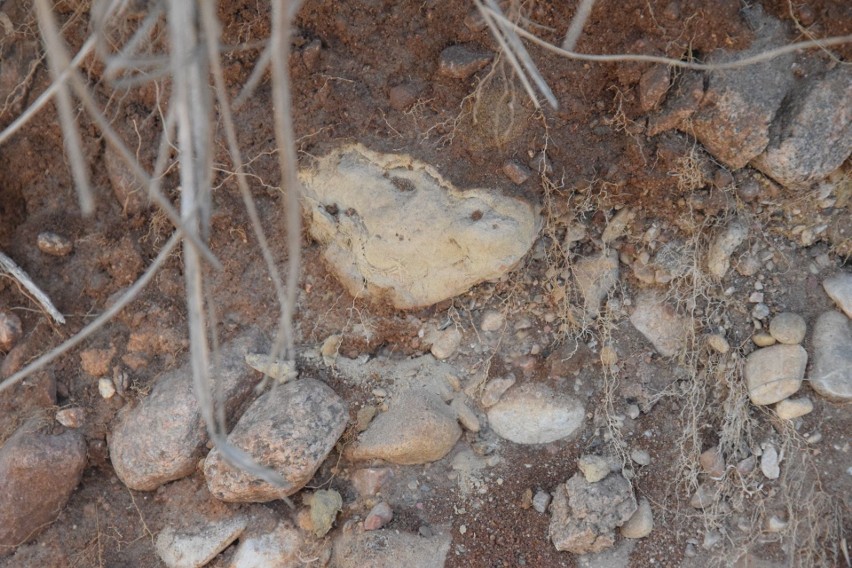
630,449,651,467
706,219,749,278
549,472,637,555
332,528,451,568
487,383,585,445
573,250,619,317
155,516,247,568
768,312,806,345
759,444,780,480
578,455,612,483
629,294,690,357
364,501,394,531
480,375,516,408
751,65,852,187
775,397,813,420
299,145,540,309
809,311,852,402
0,421,87,549
823,273,852,318
346,389,461,465
109,333,264,491
480,310,506,332
532,490,552,514
230,522,303,568
689,6,795,169
204,378,348,502
620,497,654,539
429,327,461,360
745,344,807,405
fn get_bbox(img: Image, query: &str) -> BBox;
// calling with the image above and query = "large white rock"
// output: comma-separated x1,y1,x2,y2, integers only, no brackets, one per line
299,145,540,309
809,311,852,402
487,383,585,444
745,344,807,405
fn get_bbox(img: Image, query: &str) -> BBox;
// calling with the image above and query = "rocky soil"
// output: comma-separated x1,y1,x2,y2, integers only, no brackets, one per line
0,0,850,567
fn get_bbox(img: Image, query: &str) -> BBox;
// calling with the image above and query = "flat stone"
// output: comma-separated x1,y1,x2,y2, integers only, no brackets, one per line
204,378,348,502
620,497,654,539
230,522,303,568
751,65,852,187
774,397,813,420
768,312,806,345
549,472,637,555
707,334,730,354
487,383,585,445
823,273,852,318
629,294,690,357
699,447,725,478
809,310,852,402
0,421,87,549
706,219,749,278
36,232,73,256
502,160,531,185
759,443,780,480
109,332,264,491
332,529,451,568
573,250,619,317
438,44,492,79
155,516,247,568
745,344,807,405
689,6,795,169
346,389,461,465
299,145,540,309
630,449,651,467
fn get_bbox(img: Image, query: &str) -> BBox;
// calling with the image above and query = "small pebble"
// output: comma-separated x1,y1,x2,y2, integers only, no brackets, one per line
451,396,480,432
626,404,641,419
351,468,392,497
759,444,780,480
37,232,73,256
774,397,813,420
363,501,393,531
630,449,651,466
389,84,417,111
430,327,462,360
356,405,377,432
532,490,551,514
301,39,322,71
707,334,730,354
578,455,611,483
438,45,491,79
480,375,516,407
752,333,776,347
480,310,506,332
768,312,806,345
752,303,770,320
766,515,788,532
502,160,531,185
0,310,23,351
621,497,654,538
56,407,85,429
699,447,725,478
98,377,116,399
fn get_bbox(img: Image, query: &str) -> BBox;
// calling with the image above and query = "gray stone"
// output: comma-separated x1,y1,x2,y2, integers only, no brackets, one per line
573,250,619,317
109,333,264,491
751,66,852,187
230,522,303,568
578,455,612,483
774,397,813,420
480,375,516,408
549,472,637,555
629,294,690,357
759,443,780,480
438,45,492,79
823,273,852,318
346,389,461,465
809,311,852,402
155,516,247,568
689,7,795,169
429,327,461,360
532,490,552,514
745,344,807,405
487,383,585,445
332,529,451,568
630,449,651,467
768,312,806,345
620,497,654,539
706,219,749,278
204,378,348,502
0,421,87,549
480,310,506,332
299,145,540,310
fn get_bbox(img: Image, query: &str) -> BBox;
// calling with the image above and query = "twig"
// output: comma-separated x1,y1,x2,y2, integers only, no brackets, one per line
0,250,65,325
562,0,597,51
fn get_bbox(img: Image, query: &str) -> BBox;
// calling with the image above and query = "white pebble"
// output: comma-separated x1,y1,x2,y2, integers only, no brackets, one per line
98,378,116,399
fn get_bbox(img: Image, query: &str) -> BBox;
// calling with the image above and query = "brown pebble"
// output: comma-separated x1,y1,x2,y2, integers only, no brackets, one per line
37,232,73,256
80,346,116,377
438,45,492,79
0,311,23,352
699,447,725,478
389,84,417,111
363,501,393,531
56,407,85,429
302,39,322,71
351,467,392,497
638,65,670,112
503,160,531,185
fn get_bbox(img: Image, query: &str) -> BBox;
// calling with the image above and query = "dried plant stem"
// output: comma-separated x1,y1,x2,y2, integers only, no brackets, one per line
0,251,65,325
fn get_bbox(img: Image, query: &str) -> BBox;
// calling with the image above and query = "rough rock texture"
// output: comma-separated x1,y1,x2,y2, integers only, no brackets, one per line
299,144,540,309
768,312,806,345
0,421,87,549
751,66,852,187
573,250,619,317
549,472,638,554
154,516,247,568
109,333,264,491
647,70,704,136
437,44,492,79
346,389,461,465
230,522,303,568
487,383,585,445
629,294,690,357
688,7,794,169
620,497,654,539
745,344,807,405
809,311,852,402
706,219,749,278
823,273,852,318
204,379,348,502
774,397,813,420
332,528,451,568
638,64,671,112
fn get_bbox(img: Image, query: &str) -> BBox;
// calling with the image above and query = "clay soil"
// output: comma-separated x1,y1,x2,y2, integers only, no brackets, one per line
0,0,850,567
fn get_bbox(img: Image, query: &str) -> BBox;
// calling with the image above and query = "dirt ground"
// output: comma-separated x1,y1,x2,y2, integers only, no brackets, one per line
0,0,850,566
